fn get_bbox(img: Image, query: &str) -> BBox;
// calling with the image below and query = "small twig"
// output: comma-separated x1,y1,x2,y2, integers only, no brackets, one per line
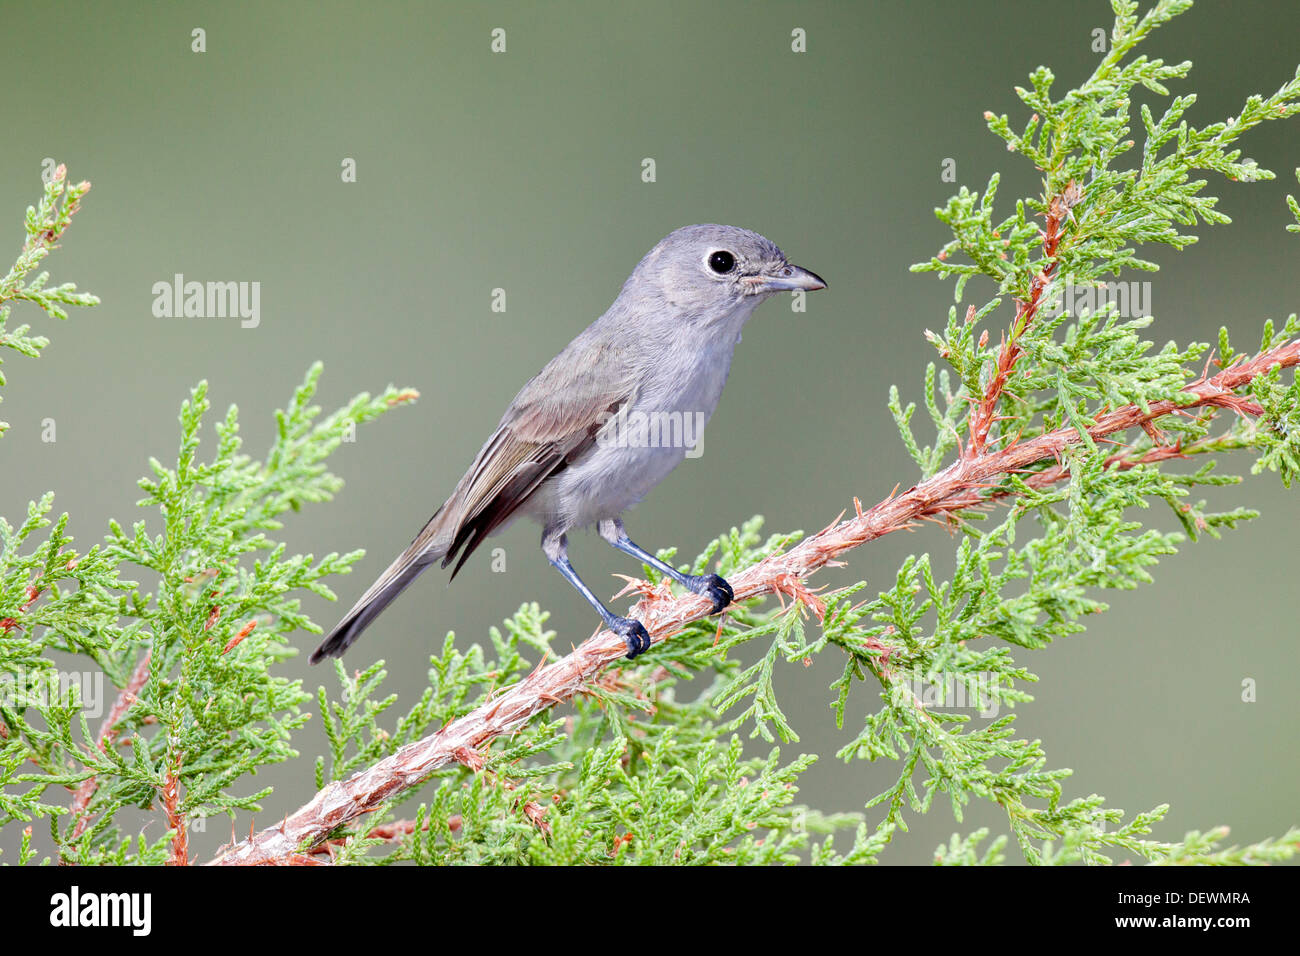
303,815,462,859
163,751,188,865
63,651,152,860
966,180,1083,459
0,584,43,635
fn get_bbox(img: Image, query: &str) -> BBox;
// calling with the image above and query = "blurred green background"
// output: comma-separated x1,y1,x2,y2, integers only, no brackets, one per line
2,0,1297,864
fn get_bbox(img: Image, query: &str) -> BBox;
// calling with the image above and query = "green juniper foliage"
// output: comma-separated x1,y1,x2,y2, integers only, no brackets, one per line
3,0,1300,866
0,165,98,438
1,355,417,863
1289,169,1300,234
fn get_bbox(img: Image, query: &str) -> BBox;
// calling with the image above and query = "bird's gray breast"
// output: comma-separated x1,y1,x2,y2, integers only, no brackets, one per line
539,316,748,531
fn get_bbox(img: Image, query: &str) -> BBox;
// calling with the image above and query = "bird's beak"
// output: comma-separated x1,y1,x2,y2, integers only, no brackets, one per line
744,264,827,294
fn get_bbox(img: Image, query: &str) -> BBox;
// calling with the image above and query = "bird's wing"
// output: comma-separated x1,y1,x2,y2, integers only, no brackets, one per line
438,335,638,577
312,335,636,663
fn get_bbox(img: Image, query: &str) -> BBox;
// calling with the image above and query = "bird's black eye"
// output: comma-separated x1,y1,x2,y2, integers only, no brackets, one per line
708,250,736,274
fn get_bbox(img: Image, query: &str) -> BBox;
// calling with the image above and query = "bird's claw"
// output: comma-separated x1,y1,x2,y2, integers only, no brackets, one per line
687,573,734,614
610,616,652,659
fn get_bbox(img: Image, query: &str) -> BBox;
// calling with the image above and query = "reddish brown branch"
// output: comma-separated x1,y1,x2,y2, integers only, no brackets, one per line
163,744,188,866
966,181,1083,459
303,815,464,860
0,584,44,634
209,336,1299,865
63,651,152,858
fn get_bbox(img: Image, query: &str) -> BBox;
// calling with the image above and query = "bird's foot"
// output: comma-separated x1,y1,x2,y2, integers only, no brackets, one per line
684,573,734,613
610,616,652,659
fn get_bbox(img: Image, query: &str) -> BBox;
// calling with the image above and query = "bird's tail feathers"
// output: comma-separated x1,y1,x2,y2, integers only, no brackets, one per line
309,533,449,665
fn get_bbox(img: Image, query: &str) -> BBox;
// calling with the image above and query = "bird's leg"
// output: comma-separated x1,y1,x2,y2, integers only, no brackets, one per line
542,529,651,659
598,518,734,614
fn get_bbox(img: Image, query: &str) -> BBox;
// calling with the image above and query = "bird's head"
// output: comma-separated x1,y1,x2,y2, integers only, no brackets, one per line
623,224,826,323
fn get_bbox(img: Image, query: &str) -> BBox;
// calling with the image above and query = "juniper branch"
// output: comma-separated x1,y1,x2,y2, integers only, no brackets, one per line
0,163,98,436
210,332,1298,864
64,651,151,855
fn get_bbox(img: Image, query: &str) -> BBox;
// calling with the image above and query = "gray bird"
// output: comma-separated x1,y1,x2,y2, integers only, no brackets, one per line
310,224,826,664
